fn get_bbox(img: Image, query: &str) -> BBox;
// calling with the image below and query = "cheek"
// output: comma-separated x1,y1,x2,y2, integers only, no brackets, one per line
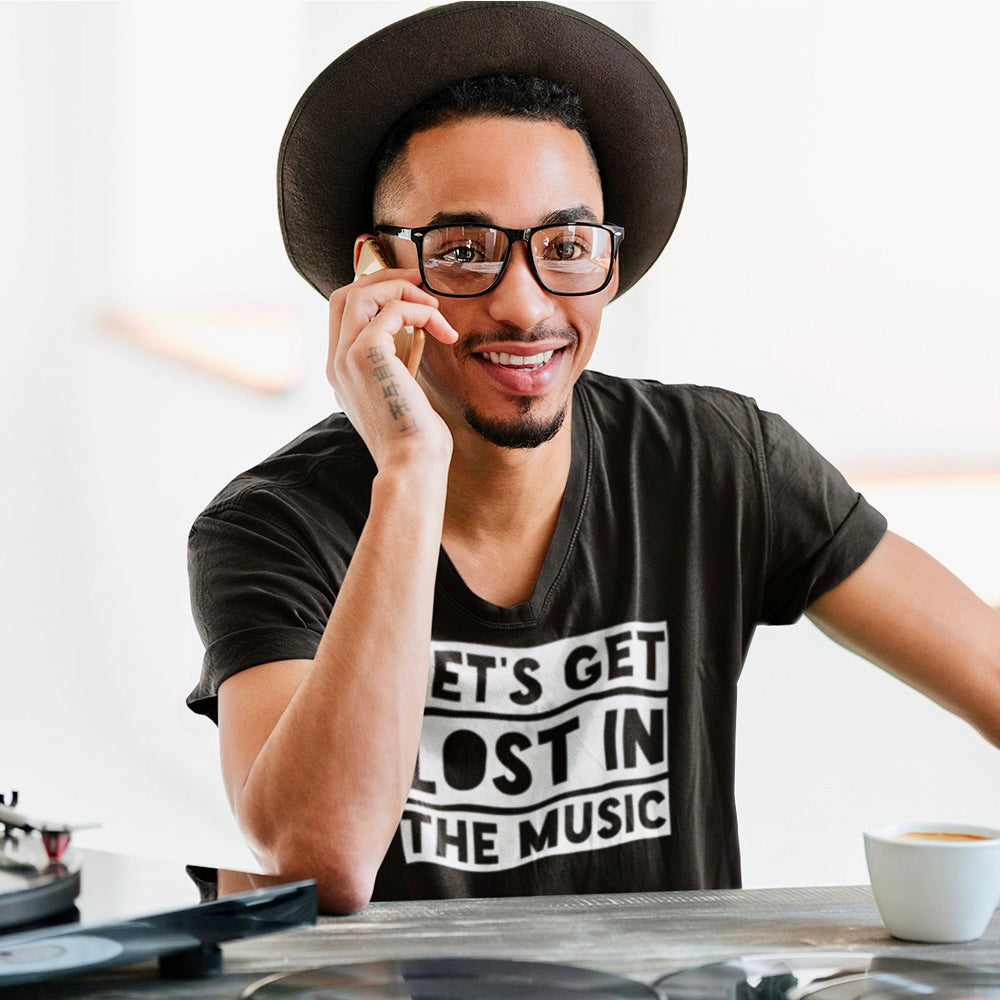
436,298,474,332
416,334,462,397
571,303,606,353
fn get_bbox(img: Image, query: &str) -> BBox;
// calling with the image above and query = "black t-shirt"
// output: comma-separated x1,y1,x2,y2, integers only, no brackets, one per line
187,371,887,898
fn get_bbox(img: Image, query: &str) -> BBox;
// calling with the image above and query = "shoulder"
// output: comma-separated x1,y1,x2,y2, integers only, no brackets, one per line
189,411,375,551
575,370,764,453
195,412,373,521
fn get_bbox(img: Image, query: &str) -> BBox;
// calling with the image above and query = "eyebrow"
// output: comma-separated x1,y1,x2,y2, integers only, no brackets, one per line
426,205,601,228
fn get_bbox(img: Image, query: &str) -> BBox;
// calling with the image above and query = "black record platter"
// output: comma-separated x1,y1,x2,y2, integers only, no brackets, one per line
1,807,81,932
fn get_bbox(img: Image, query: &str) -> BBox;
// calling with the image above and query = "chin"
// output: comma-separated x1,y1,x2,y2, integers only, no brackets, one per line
462,401,567,450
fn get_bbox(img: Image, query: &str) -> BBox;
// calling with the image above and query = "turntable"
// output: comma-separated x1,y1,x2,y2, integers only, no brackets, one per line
0,792,317,989
0,790,87,931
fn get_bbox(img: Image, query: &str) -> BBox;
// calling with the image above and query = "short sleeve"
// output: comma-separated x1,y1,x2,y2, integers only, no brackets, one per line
758,410,887,625
186,493,344,723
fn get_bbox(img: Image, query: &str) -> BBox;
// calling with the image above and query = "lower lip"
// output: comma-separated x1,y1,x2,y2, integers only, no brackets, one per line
472,350,565,393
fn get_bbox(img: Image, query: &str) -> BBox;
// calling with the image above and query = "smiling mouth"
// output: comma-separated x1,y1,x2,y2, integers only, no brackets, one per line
476,349,557,370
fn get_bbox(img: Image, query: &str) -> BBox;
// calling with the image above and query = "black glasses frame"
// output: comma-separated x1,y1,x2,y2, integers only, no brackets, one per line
374,222,625,298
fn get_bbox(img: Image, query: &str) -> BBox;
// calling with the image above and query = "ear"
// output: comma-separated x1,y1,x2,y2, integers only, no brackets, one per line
352,234,378,273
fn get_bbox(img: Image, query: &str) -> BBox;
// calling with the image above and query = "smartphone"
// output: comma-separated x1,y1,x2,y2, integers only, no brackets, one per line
355,238,426,376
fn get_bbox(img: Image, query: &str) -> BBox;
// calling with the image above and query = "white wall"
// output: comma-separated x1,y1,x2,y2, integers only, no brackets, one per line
1,1,997,888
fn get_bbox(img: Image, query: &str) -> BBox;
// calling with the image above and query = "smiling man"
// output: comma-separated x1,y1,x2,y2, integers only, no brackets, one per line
186,3,1000,914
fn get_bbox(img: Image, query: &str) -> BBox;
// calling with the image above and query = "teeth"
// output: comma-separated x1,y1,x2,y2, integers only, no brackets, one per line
483,350,554,367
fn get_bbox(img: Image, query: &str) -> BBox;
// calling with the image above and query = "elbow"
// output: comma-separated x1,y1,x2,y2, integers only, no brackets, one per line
234,792,382,914
315,875,375,916
256,828,378,915
278,839,377,915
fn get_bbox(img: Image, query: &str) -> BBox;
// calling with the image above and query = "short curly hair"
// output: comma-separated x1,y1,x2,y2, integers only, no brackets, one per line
371,74,600,223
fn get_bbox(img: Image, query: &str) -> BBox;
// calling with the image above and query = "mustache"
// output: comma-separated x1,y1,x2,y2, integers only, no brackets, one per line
458,324,579,356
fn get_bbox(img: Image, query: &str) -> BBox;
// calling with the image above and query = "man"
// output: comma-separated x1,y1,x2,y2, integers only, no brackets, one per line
187,3,999,914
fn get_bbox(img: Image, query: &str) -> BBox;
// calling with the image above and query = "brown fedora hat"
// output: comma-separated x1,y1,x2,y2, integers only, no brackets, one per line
278,1,686,300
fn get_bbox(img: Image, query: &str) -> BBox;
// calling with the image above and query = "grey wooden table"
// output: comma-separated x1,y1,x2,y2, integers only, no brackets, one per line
4,884,999,999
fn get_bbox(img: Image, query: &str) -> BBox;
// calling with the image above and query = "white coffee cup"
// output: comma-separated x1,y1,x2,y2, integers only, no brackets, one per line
863,821,1000,942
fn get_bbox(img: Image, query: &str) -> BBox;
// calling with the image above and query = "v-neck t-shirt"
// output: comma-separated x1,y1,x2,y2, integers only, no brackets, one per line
187,371,887,897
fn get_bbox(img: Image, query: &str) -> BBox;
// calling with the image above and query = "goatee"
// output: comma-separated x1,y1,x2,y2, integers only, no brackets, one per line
463,400,567,449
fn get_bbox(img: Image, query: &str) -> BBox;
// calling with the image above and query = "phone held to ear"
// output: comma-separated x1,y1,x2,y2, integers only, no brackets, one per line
355,238,426,376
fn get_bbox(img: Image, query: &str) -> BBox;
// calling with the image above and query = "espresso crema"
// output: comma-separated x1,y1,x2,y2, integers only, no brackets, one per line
899,831,993,842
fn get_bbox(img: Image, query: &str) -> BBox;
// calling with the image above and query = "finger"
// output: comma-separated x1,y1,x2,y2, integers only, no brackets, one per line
329,270,431,335
344,274,440,322
337,280,433,351
342,288,457,351
356,299,456,350
347,270,438,318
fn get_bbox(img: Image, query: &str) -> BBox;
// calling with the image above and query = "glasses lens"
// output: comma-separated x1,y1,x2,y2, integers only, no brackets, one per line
420,226,509,295
531,225,613,294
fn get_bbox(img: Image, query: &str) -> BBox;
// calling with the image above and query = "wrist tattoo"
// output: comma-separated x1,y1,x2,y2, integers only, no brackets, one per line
367,345,417,433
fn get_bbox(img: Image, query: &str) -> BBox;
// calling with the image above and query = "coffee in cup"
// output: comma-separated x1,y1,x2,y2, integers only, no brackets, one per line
864,821,1000,943
897,831,991,842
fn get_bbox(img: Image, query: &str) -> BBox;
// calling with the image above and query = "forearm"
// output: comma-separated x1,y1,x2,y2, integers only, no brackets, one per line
808,532,1000,748
233,462,447,909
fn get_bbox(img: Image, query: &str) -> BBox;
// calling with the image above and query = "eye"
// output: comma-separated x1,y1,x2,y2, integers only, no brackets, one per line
438,242,482,264
537,226,593,263
547,239,584,261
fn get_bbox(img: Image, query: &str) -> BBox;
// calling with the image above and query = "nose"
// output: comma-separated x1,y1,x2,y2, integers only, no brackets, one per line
485,241,556,330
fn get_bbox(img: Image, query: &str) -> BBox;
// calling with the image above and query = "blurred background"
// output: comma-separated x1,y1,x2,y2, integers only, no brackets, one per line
2,0,997,889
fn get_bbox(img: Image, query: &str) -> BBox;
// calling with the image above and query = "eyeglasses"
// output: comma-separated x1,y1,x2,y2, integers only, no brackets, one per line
374,222,624,298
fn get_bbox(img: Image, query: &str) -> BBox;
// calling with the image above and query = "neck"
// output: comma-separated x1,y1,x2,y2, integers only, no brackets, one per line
444,405,573,536
440,403,574,607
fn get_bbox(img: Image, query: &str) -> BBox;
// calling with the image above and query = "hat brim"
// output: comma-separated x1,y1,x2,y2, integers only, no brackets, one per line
278,1,687,300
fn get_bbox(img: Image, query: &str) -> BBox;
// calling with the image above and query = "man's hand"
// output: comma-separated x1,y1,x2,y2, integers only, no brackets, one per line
326,267,458,470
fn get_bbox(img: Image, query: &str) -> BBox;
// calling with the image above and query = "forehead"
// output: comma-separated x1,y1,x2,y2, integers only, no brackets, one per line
390,116,604,227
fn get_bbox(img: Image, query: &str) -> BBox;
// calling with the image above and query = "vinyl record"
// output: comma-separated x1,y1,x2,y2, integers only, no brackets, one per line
655,953,1000,1000
243,957,659,999
0,933,124,982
